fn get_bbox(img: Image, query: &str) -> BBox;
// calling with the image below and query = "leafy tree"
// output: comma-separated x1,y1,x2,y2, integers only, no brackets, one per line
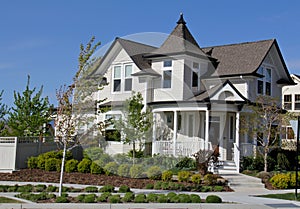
114,92,152,161
7,76,52,137
241,95,291,172
0,90,9,135
55,36,106,196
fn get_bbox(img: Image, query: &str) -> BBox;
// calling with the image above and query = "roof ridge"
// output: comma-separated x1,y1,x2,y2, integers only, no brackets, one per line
116,37,157,49
202,39,275,49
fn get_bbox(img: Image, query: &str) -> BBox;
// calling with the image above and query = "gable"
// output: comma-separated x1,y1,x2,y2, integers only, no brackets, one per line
210,82,247,102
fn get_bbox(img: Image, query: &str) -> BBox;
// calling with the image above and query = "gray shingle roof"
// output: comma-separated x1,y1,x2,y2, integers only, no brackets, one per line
202,39,275,77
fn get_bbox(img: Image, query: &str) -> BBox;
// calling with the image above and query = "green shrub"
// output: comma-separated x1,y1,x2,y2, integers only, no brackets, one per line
270,173,291,189
65,159,78,173
99,185,114,193
0,185,8,192
175,157,196,169
97,192,111,202
161,170,173,181
213,185,224,192
166,192,177,200
130,164,144,178
84,186,98,193
161,182,169,190
46,185,58,192
134,194,147,203
178,194,191,203
128,149,144,158
203,173,217,186
45,158,59,171
190,194,201,203
104,162,119,175
157,194,169,203
90,161,104,174
191,173,202,184
146,193,158,202
168,182,181,190
177,171,191,182
84,194,96,203
33,184,46,192
76,194,85,202
154,181,162,190
37,155,46,170
17,184,33,193
117,164,131,177
145,183,154,189
146,166,162,180
108,195,121,203
7,185,18,192
277,153,290,170
27,156,38,169
205,195,222,203
118,185,130,193
122,192,134,202
201,186,212,192
55,196,69,203
77,158,92,173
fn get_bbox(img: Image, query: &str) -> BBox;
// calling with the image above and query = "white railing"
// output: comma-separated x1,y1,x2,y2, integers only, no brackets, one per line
0,137,17,143
153,139,212,157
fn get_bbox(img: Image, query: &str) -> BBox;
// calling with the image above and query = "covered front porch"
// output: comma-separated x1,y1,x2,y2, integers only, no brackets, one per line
151,105,242,173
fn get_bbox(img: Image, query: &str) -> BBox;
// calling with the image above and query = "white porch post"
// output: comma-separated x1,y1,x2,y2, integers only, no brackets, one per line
235,111,240,172
205,109,209,150
152,113,157,156
173,111,178,156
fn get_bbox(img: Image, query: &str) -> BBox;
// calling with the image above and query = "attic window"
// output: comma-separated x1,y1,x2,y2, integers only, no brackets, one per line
113,66,121,92
163,60,172,67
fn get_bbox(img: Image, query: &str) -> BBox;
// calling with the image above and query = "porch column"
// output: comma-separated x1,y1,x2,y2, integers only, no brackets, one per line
173,110,178,156
235,111,240,172
152,113,157,156
205,109,209,150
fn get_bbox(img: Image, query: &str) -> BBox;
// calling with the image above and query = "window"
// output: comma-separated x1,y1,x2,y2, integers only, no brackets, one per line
193,62,199,69
163,70,172,88
124,65,132,91
265,68,271,95
192,71,198,87
113,66,121,92
257,80,264,94
265,82,271,96
163,60,172,67
284,95,292,110
257,67,272,95
295,94,300,110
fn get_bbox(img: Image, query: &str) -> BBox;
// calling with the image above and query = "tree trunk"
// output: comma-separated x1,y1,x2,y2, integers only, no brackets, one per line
59,140,67,196
264,150,268,172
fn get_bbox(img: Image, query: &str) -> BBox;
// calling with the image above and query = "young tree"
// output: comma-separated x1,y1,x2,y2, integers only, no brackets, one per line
242,95,291,172
7,76,52,137
114,92,152,161
55,36,105,196
0,90,9,135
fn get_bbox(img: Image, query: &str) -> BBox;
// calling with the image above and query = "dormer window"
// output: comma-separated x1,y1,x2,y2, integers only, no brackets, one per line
124,65,132,91
257,66,272,96
192,62,199,88
113,66,121,92
163,60,172,67
112,64,133,92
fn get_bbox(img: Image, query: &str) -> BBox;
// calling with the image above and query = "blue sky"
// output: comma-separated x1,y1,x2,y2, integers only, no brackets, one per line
0,0,300,107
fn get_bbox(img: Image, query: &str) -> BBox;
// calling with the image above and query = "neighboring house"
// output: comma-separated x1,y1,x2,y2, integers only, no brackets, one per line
92,14,294,173
282,74,300,141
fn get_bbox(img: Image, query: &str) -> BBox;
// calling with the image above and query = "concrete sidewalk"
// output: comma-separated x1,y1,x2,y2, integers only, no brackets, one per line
0,174,300,209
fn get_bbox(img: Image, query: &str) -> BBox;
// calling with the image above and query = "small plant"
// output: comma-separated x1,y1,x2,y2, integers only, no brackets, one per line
134,194,148,203
201,186,212,192
191,173,202,184
203,173,218,186
145,183,154,189
45,158,60,171
146,166,162,180
99,185,114,193
108,195,121,203
65,159,78,173
154,181,162,190
104,162,119,175
90,162,104,174
117,164,131,177
177,171,191,182
97,192,111,202
205,195,222,203
76,194,85,202
190,194,201,203
178,194,191,203
55,196,69,203
130,164,144,178
17,184,33,193
122,192,135,202
146,193,158,202
213,185,224,192
118,185,131,193
27,156,38,169
46,185,58,192
157,194,169,203
270,173,291,189
84,186,98,193
161,170,173,182
84,194,96,203
33,184,47,192
77,158,92,173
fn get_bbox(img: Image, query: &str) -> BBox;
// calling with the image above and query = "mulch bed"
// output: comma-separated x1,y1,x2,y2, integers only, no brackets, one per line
0,169,233,191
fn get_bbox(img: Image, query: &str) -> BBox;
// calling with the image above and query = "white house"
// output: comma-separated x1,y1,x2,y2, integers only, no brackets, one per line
92,14,294,173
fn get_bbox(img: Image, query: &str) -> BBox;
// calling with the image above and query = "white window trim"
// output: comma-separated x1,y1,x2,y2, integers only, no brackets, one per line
257,65,273,96
111,63,133,94
191,62,200,90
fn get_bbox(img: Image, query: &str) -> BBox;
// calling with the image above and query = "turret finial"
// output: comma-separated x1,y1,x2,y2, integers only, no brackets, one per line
177,13,186,25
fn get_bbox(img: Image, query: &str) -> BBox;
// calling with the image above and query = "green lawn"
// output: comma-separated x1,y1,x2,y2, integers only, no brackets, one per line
257,193,300,201
0,196,23,203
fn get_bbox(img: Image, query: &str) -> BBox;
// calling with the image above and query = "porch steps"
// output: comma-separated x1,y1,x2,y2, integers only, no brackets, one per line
221,173,266,191
217,161,238,174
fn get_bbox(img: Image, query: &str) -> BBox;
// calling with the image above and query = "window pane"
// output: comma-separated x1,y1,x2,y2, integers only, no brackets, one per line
265,82,271,95
257,66,263,75
192,71,198,87
114,66,121,78
257,80,263,94
125,65,132,77
265,68,271,82
113,79,121,92
163,70,172,88
284,103,292,110
163,60,172,67
284,95,292,102
125,78,132,91
295,94,300,101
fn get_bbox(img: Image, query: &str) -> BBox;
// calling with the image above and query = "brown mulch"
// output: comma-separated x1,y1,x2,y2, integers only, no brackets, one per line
0,169,233,191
